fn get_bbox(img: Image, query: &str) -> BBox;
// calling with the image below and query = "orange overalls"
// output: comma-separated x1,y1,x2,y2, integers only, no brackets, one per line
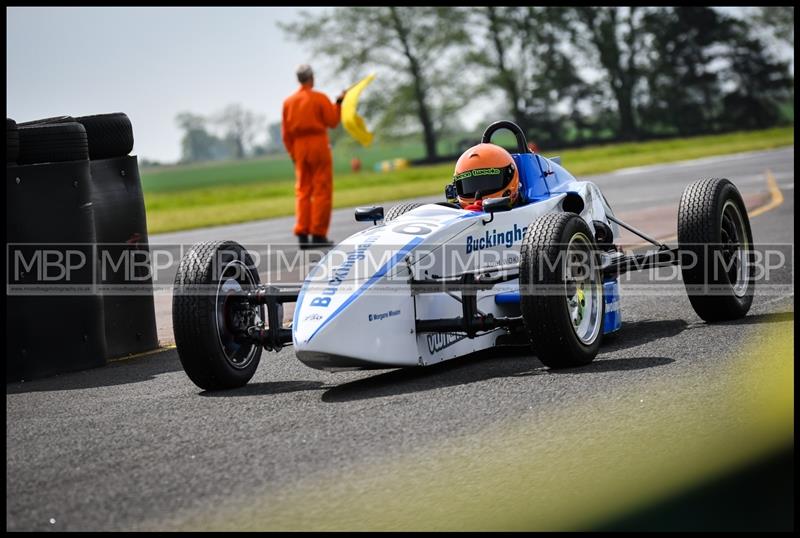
281,84,341,238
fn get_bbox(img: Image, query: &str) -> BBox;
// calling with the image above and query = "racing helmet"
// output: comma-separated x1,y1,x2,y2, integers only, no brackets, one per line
452,143,520,209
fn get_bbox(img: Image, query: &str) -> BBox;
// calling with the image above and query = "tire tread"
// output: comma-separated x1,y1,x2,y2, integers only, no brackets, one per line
677,178,754,321
173,240,261,390
519,212,602,368
385,202,425,222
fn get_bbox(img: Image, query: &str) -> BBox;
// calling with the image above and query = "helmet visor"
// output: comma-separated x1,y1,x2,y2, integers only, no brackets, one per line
454,164,515,199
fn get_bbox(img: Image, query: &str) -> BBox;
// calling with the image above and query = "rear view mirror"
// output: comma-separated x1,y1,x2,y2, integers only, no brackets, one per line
355,206,384,224
483,196,513,213
445,183,458,204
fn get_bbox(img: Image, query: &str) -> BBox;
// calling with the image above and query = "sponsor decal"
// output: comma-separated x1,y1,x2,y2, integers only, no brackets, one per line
453,167,502,182
369,309,400,322
465,223,528,254
309,234,379,308
303,313,323,322
426,332,467,354
303,236,424,344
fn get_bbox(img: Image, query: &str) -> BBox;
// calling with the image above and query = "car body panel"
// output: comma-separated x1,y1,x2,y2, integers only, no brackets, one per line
293,154,621,370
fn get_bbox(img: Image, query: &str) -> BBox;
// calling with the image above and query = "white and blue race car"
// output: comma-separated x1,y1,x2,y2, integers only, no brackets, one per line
172,121,755,391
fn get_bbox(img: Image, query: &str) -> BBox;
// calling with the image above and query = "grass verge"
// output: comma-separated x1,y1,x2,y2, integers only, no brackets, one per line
143,126,793,234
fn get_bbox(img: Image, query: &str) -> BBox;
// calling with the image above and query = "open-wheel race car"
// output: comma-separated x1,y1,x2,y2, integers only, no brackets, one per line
172,121,755,391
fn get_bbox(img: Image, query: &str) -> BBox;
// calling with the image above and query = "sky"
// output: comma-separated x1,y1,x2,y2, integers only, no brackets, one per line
6,7,335,163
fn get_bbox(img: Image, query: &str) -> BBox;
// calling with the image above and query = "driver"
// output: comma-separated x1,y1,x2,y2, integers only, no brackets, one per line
452,143,520,211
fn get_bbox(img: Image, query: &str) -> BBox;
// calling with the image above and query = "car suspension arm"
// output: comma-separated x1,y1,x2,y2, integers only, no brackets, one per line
601,247,681,278
410,262,520,294
415,314,525,336
413,271,524,338
241,284,300,351
606,214,670,250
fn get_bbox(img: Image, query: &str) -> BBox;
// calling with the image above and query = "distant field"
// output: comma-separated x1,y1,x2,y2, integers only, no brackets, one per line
140,135,465,194
143,126,794,234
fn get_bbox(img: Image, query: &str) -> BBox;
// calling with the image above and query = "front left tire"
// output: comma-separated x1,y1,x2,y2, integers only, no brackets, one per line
677,178,754,322
519,213,604,368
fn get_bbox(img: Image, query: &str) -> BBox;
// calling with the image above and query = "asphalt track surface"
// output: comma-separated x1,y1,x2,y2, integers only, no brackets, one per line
6,148,794,531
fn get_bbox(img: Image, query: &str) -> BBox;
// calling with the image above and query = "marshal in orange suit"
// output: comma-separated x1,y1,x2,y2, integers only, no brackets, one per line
282,64,345,249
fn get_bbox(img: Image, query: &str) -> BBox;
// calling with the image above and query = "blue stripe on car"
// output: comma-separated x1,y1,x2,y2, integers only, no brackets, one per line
303,236,424,344
292,261,325,346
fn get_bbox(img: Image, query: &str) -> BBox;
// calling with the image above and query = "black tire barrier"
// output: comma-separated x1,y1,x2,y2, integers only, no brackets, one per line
7,118,19,163
18,115,75,126
76,112,134,160
6,161,107,382
6,295,107,382
17,122,89,165
90,156,159,358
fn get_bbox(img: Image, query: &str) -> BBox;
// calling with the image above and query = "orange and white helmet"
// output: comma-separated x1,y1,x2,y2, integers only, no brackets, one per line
452,143,520,209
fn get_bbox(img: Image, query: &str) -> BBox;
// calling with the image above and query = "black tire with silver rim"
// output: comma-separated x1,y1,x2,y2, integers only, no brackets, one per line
520,212,604,368
678,178,754,322
173,240,264,390
384,202,425,222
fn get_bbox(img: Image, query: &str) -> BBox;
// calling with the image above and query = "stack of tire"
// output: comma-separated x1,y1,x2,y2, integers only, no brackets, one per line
6,113,159,382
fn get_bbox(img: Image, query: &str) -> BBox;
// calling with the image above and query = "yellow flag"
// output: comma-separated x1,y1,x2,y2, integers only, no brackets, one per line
341,73,376,147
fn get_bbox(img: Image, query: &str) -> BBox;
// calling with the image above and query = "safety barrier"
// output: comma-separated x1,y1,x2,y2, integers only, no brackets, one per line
90,156,159,359
6,113,159,382
6,159,107,381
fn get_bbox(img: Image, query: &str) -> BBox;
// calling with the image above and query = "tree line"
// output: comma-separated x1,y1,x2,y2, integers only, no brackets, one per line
174,104,275,164
280,6,793,161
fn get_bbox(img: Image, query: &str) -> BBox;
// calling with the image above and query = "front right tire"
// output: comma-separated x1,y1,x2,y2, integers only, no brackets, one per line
173,240,263,391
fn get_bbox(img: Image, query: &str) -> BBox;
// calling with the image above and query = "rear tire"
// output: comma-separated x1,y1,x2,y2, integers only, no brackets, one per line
385,202,425,222
519,213,604,368
677,178,754,322
173,240,263,390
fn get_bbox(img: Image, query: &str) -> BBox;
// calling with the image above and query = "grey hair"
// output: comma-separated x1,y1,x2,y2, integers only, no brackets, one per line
296,64,314,83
